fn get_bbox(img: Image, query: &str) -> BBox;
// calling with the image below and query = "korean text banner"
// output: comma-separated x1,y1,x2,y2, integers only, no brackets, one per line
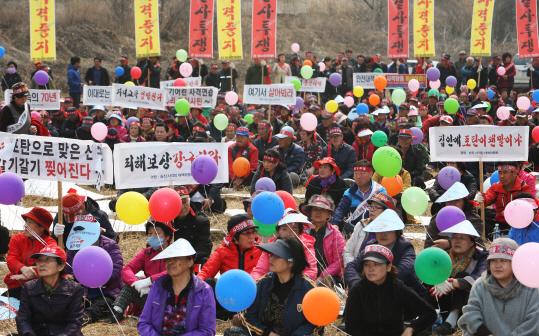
388,0,409,59
0,133,114,187
470,0,495,56
4,90,60,110
413,0,434,57
135,0,161,58
113,142,229,189
165,87,218,108
285,76,326,93
429,126,529,162
243,84,296,105
189,0,215,58
159,77,203,89
30,0,56,61
217,0,243,60
353,73,427,89
517,0,539,59
111,84,166,110
251,0,277,59
83,86,112,106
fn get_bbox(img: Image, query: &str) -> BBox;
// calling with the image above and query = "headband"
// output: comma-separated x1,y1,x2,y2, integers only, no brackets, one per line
263,155,279,163
130,121,141,128
489,245,516,257
497,165,517,171
193,126,205,132
13,87,28,95
175,188,189,196
226,125,237,131
230,219,255,236
354,166,373,172
258,121,271,129
364,245,394,263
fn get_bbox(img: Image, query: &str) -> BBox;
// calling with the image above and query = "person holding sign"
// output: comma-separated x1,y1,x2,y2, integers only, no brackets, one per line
0,82,32,134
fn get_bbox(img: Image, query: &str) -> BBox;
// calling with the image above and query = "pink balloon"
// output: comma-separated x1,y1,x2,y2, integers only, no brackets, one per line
497,67,506,76
344,96,354,108
496,106,510,120
300,113,317,131
225,91,238,105
91,122,108,141
318,62,326,72
31,111,42,121
430,80,441,90
408,79,419,92
517,96,531,110
513,242,539,288
505,200,534,229
180,62,193,77
291,43,300,53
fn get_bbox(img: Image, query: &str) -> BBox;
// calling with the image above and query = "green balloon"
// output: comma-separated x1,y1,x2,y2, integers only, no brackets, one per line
176,49,188,62
372,146,402,177
486,101,491,112
245,114,254,124
254,218,277,236
428,89,440,98
371,130,387,147
175,99,190,116
414,247,453,285
444,98,459,114
401,187,428,216
290,78,301,91
392,89,406,105
214,114,229,131
374,68,383,73
301,66,313,79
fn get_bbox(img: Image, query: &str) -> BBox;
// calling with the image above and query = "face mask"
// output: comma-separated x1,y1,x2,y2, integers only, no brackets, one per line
147,237,164,250
8,67,16,75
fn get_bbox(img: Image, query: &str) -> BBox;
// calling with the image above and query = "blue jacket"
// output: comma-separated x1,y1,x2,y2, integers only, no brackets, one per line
67,64,83,93
344,236,426,298
273,144,305,175
461,64,473,83
206,121,225,142
388,63,407,74
508,222,539,245
242,272,323,336
320,142,357,179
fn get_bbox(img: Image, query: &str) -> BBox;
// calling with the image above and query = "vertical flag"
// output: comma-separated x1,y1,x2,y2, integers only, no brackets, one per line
135,0,161,58
516,0,539,58
217,0,243,60
30,0,56,61
189,0,215,59
413,0,435,57
388,0,409,59
251,0,277,59
470,0,495,56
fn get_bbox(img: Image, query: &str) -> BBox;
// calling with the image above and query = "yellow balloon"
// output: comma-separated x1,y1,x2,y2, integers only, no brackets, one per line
353,86,364,97
116,191,150,225
467,79,477,90
125,81,135,86
326,100,338,113
446,86,454,94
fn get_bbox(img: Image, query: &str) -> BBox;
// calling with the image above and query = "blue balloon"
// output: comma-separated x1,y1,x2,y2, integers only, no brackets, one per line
115,66,124,76
216,269,257,312
0,47,5,58
252,191,285,224
348,112,359,121
490,171,500,184
357,103,369,114
487,89,494,100
533,90,539,104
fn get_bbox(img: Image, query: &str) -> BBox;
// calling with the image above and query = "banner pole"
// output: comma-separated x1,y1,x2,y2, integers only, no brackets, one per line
479,158,485,242
57,181,64,249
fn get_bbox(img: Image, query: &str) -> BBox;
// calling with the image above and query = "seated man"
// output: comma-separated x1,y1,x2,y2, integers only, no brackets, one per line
228,126,259,189
274,126,305,186
320,127,357,179
252,119,278,161
397,129,425,188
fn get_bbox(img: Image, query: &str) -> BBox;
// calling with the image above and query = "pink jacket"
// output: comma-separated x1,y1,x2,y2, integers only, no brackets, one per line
121,247,167,286
251,234,318,281
308,224,346,278
518,170,537,197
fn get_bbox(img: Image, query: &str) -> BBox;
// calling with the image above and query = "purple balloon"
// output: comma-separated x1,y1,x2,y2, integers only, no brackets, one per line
0,172,24,205
436,205,466,232
34,70,49,86
528,105,534,114
426,67,440,82
126,117,139,129
295,97,304,109
73,246,113,288
255,177,276,192
438,166,462,190
191,154,218,184
446,76,457,87
410,127,423,145
329,73,342,87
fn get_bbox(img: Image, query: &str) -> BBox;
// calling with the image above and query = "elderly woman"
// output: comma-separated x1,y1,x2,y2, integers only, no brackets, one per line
459,238,539,336
0,82,32,134
250,148,293,195
300,157,349,210
297,129,323,178
428,162,477,215
138,239,216,336
141,116,155,141
121,120,146,143
344,245,436,336
16,246,84,336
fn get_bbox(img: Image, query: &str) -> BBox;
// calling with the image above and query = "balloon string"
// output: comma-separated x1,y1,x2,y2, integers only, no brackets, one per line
402,190,436,244
330,322,351,336
5,326,13,336
152,222,164,250
239,312,253,336
99,286,126,336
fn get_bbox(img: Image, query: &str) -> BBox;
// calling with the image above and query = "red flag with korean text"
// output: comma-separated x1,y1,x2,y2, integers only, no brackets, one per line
388,0,409,59
516,0,539,59
251,0,277,59
189,0,214,59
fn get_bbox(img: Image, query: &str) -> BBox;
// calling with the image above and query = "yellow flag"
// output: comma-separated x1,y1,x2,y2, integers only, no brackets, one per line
135,0,161,58
413,0,435,57
470,0,495,56
30,0,56,61
217,0,243,60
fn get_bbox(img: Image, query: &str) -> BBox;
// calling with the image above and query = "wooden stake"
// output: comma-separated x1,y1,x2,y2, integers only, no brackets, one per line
57,181,64,249
479,159,485,242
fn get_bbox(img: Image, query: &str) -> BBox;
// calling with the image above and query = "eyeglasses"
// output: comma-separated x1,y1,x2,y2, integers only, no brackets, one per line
241,230,257,237
368,205,385,211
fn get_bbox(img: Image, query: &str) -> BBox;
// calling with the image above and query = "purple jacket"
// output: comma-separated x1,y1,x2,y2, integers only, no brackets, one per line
66,235,124,297
138,273,216,336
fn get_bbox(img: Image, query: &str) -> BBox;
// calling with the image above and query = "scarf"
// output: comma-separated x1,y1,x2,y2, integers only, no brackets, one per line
42,277,61,297
482,271,523,308
449,247,475,277
320,173,337,191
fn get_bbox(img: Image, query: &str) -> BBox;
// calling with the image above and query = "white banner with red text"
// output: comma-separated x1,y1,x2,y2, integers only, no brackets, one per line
159,77,203,89
165,86,218,108
353,73,427,89
111,84,166,110
243,84,296,105
284,76,326,93
4,90,61,110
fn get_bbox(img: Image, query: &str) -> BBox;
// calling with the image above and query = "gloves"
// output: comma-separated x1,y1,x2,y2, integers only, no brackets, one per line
132,277,152,292
53,224,65,236
140,287,151,297
474,193,484,203
230,62,236,69
478,65,483,71
430,279,454,298
530,64,535,69
261,60,266,66
422,63,427,70
531,67,535,72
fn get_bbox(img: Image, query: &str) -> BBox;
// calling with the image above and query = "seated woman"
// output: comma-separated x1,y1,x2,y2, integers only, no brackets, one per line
120,119,146,143
16,246,84,336
428,162,477,215
428,220,488,335
300,157,349,210
345,244,436,336
138,239,216,336
107,113,127,139
141,116,155,141
103,221,173,324
250,148,293,196
459,238,539,336
508,193,539,244
297,129,322,180
240,237,322,336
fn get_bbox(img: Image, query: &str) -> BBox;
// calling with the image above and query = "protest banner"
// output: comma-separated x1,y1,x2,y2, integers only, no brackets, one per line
243,84,296,105
413,0,435,57
516,0,539,59
111,83,166,110
353,73,427,89
4,89,60,110
135,0,161,58
160,77,203,89
83,86,112,106
388,0,409,59
30,0,56,61
165,86,218,108
285,76,326,93
470,0,495,56
252,0,277,59
217,0,243,60
113,142,229,189
189,0,215,59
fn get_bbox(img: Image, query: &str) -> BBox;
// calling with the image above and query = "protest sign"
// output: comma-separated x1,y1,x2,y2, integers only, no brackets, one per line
0,297,19,320
189,0,214,59
66,220,101,250
160,77,203,89
30,0,56,61
388,0,409,59
470,0,494,56
516,0,539,58
251,0,277,59
83,86,112,106
217,0,243,60
285,76,326,93
4,90,60,110
113,142,229,189
134,0,161,58
353,73,427,89
165,87,218,108
243,84,296,105
413,0,434,57
111,83,166,110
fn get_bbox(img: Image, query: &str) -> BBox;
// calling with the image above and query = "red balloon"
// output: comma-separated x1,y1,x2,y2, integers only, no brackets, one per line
533,126,539,143
131,67,142,80
149,188,182,222
275,190,297,211
174,78,187,87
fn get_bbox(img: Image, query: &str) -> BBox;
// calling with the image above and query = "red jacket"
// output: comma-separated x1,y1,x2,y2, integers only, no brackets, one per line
5,233,57,289
197,239,262,280
352,139,376,163
228,141,259,179
484,176,532,223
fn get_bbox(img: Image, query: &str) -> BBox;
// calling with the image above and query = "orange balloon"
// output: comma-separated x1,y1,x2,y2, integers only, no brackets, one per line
302,60,313,67
369,94,380,106
302,287,340,326
381,175,404,197
374,75,387,91
232,157,251,177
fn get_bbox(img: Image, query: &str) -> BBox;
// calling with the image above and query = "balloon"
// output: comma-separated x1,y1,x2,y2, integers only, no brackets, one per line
467,79,477,90
437,166,461,190
0,46,5,58
291,43,300,52
505,200,534,229
517,96,531,110
374,76,387,91
116,192,150,224
529,104,535,114
414,247,452,285
0,172,24,205
225,91,238,105
191,155,218,184
353,86,364,97
214,114,229,131
408,79,420,92
131,67,142,80
232,157,251,177
216,269,257,312
532,127,539,143
326,100,338,113
115,66,124,76
91,122,108,141
369,94,380,106
255,177,276,192
497,67,506,76
252,191,285,225
302,60,313,68
428,89,440,98
180,62,193,77
126,117,139,129
446,76,457,88
373,68,383,73
290,79,301,91
381,175,403,197
392,89,406,105
372,146,402,177
371,130,388,147
301,66,314,79
318,62,326,71
300,113,318,131
485,101,491,112
411,127,423,145
401,187,428,216
430,80,441,90
426,67,440,81
446,86,454,94
513,242,539,288
329,73,342,87
176,49,188,62
73,246,113,288
483,177,491,191
174,78,187,87
125,81,135,86
31,111,42,121
356,103,369,114
245,114,254,124
487,89,494,99
254,219,277,235
497,106,510,120
436,206,466,231
175,99,190,116
444,98,459,114
302,287,340,326
344,96,354,108
490,170,500,184
149,188,182,222
34,70,49,86
274,190,297,211
295,97,304,109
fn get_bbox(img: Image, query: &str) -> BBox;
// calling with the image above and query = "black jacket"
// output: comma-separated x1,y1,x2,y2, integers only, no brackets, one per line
471,64,488,90
2,73,22,91
250,165,293,195
252,136,279,161
398,145,424,179
205,72,220,88
84,66,111,86
437,62,457,87
218,68,238,92
138,60,162,89
429,170,477,215
115,65,132,84
173,210,212,264
60,116,82,139
75,127,94,140
300,175,349,210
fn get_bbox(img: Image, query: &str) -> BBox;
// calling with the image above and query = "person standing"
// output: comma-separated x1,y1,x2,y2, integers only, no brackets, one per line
205,64,220,88
338,57,354,97
0,82,32,134
272,53,291,84
115,56,132,84
85,57,110,86
138,57,162,89
455,51,467,91
218,60,238,92
67,56,84,106
2,61,22,91
245,59,269,85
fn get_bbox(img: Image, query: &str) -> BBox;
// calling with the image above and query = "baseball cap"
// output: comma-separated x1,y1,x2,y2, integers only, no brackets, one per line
275,126,296,139
31,245,67,262
64,97,74,103
396,117,409,126
362,244,394,264
466,108,479,116
398,129,413,138
236,126,250,136
328,127,343,137
440,115,453,124
257,239,295,262
66,107,78,119
488,238,518,261
516,110,528,118
399,103,410,110
367,193,396,211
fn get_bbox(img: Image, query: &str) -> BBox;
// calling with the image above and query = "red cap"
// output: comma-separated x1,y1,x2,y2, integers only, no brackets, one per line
314,157,341,176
